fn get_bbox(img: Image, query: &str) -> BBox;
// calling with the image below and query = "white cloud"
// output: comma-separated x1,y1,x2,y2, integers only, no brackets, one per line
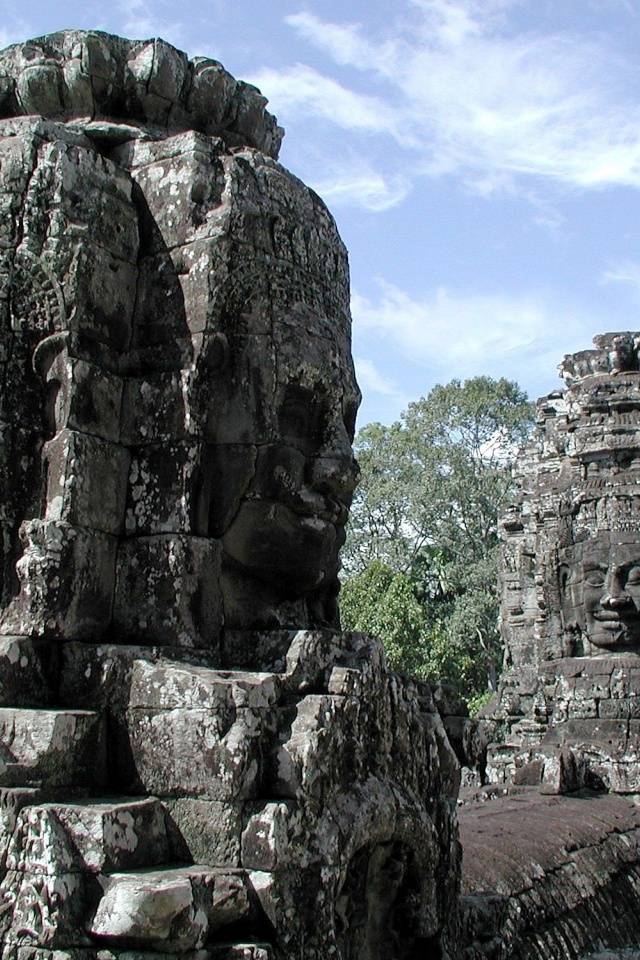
311,166,410,211
354,357,399,396
277,2,640,195
284,12,398,72
248,64,397,136
352,280,596,393
117,0,187,45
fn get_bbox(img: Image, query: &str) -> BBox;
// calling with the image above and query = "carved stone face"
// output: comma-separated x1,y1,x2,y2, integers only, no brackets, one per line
218,311,360,601
565,533,640,651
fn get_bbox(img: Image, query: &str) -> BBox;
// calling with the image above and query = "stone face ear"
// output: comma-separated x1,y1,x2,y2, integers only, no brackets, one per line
32,332,70,382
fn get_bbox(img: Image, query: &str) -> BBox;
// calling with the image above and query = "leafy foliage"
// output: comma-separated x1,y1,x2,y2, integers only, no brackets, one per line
341,376,535,699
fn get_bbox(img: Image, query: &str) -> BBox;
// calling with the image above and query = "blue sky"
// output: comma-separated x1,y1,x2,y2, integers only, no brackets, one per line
3,1,640,426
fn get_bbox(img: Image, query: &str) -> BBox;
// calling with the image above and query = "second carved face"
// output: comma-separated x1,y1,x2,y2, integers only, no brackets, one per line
563,534,640,651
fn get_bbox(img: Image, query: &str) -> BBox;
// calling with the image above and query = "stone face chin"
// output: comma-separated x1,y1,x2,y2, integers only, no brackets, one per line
0,30,460,960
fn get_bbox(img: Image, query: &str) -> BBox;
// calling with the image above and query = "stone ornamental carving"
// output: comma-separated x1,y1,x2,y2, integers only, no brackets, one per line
0,31,460,958
488,332,640,796
498,331,640,665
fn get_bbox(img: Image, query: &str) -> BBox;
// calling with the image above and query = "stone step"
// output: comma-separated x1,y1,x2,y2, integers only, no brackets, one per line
0,707,104,788
89,865,251,952
123,661,280,800
29,795,172,873
85,946,275,959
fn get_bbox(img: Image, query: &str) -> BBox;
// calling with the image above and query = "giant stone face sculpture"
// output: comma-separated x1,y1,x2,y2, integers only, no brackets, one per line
500,332,640,667
0,30,460,959
488,333,640,794
0,29,360,645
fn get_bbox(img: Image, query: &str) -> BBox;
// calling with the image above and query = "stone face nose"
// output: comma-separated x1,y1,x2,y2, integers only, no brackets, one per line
307,456,360,498
602,567,635,609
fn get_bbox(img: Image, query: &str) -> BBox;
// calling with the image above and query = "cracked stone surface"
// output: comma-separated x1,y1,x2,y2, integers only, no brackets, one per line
0,29,461,960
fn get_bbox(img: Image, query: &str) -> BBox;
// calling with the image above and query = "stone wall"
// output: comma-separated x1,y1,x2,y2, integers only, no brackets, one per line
459,791,640,960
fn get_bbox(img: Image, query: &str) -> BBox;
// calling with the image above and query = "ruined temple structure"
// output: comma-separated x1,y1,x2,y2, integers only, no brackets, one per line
0,30,461,959
485,331,640,793
455,337,640,959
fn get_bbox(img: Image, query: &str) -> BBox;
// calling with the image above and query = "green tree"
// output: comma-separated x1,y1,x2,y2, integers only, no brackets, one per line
341,376,535,698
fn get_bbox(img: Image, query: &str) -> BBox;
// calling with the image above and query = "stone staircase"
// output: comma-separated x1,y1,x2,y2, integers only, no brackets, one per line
0,791,267,957
0,640,278,957
0,629,459,958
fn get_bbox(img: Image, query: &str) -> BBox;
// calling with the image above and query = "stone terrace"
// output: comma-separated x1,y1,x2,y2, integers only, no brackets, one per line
459,789,640,959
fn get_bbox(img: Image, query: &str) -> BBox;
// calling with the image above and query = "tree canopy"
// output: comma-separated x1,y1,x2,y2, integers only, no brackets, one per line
341,376,535,700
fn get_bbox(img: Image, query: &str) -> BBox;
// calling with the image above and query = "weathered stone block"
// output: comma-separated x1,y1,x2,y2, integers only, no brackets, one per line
124,703,264,800
540,748,586,795
0,869,89,949
50,797,171,873
0,638,56,707
90,866,249,949
127,143,225,250
163,798,243,867
33,140,136,260
0,787,41,872
42,358,123,443
129,252,190,349
274,693,361,801
248,867,339,958
241,800,339,871
113,535,222,648
0,521,117,640
567,697,598,720
120,373,192,446
6,805,84,875
58,643,216,716
0,708,105,788
176,238,231,336
128,660,280,713
45,238,136,351
43,430,130,536
125,443,201,535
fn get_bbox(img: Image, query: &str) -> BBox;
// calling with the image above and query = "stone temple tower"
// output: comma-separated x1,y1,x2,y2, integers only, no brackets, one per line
489,332,640,795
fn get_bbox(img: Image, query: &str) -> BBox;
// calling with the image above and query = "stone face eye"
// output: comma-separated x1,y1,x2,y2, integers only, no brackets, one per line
584,569,606,587
626,566,640,586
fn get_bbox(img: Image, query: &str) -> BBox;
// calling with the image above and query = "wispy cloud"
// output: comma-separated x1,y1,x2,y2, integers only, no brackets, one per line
602,260,640,299
352,280,597,394
354,357,399,396
311,164,410,211
248,63,397,136
266,2,640,202
117,0,187,45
